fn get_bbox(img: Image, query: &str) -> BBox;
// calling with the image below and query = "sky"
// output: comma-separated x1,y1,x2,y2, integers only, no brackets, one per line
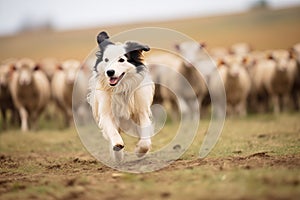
0,0,300,36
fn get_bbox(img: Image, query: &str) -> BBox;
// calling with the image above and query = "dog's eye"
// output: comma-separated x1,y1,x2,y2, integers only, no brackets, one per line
118,58,125,63
104,58,109,62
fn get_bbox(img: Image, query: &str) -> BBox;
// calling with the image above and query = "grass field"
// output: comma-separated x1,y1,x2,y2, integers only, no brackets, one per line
0,114,300,200
1,6,300,200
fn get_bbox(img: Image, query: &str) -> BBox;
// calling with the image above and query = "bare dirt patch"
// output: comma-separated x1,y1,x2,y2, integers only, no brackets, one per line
1,151,300,199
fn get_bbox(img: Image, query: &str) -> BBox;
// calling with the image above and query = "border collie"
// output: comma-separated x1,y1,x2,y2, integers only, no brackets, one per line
87,31,154,162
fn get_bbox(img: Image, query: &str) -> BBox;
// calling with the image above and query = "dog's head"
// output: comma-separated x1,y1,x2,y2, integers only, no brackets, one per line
94,31,150,87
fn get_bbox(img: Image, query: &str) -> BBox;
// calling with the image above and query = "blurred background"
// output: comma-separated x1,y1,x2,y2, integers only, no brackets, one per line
0,0,300,132
1,0,300,60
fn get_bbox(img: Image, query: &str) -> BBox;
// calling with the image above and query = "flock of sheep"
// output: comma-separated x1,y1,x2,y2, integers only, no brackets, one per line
0,42,300,132
0,58,86,131
147,42,300,119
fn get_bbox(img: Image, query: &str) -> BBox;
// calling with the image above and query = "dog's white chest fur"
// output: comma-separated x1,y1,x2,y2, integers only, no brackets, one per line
111,92,134,120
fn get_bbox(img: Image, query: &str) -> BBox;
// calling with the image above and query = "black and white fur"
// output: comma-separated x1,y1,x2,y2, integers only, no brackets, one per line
87,31,154,162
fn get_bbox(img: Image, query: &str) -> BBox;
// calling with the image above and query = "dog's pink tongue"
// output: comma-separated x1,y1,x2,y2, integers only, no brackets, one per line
109,77,118,85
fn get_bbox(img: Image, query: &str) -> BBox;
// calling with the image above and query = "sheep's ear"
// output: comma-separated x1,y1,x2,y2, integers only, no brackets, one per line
267,54,274,60
174,44,180,51
242,57,248,64
199,42,207,48
8,64,16,77
56,64,63,71
33,64,40,71
10,64,16,71
217,59,226,68
125,41,150,53
97,31,110,45
288,49,295,59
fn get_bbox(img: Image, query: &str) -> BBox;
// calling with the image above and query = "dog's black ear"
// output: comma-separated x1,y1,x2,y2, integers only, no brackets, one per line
97,31,109,45
125,41,150,53
125,41,150,71
94,31,113,72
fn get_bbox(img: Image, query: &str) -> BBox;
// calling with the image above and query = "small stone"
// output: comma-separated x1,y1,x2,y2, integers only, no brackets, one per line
161,192,171,198
232,150,242,154
173,144,181,151
111,173,124,178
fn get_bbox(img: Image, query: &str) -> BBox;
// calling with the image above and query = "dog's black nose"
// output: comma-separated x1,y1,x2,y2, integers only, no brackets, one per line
106,70,115,77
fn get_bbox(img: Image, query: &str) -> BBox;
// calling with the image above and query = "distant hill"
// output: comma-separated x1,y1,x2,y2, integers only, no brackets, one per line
0,6,299,60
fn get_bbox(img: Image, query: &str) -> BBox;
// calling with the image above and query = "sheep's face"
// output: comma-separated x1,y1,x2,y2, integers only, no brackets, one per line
270,50,290,72
60,60,81,85
218,55,245,78
175,42,207,68
15,59,38,86
276,59,289,72
228,63,241,78
95,31,150,87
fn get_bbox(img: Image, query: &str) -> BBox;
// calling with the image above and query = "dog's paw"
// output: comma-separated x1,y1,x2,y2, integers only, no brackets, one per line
113,144,124,151
135,139,151,158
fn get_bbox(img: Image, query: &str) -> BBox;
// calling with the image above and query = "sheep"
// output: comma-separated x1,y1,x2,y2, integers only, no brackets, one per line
249,50,297,114
38,58,61,120
0,59,19,130
51,59,81,127
268,49,297,113
72,62,92,126
39,58,60,82
9,58,50,131
147,52,199,120
175,41,221,118
217,55,251,116
209,46,230,59
147,42,230,119
293,43,300,53
146,47,207,120
244,51,269,113
230,42,252,55
291,43,300,110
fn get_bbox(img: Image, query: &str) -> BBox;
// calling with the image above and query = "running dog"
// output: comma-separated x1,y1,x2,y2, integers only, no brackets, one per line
87,31,154,162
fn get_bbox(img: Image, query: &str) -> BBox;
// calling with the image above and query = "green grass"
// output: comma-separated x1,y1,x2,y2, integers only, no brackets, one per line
1,113,300,200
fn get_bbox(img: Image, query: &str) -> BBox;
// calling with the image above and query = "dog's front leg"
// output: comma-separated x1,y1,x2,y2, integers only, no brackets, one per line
99,116,124,162
96,91,124,162
135,112,153,157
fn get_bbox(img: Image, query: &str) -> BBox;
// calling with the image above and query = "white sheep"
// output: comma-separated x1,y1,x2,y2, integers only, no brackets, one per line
0,59,19,130
217,55,251,116
51,59,81,127
244,51,269,113
209,46,230,59
230,42,252,55
39,57,60,82
250,50,297,113
9,58,50,131
291,43,300,110
147,47,207,121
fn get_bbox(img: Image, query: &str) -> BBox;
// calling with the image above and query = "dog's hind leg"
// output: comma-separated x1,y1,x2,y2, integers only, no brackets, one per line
135,112,153,157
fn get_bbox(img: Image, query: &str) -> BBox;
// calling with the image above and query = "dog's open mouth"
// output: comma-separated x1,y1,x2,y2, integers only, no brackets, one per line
109,72,125,86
